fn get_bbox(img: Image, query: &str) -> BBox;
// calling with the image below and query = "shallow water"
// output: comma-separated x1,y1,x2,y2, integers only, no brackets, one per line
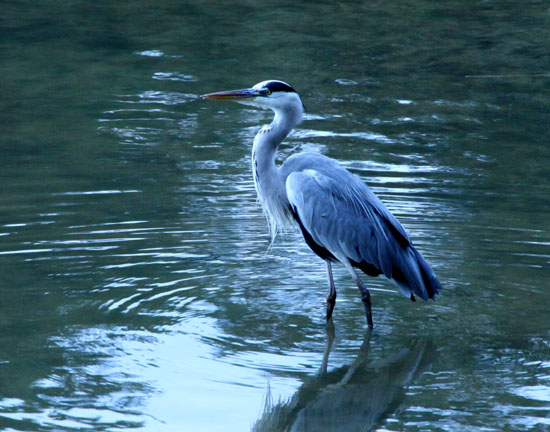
1,1,549,430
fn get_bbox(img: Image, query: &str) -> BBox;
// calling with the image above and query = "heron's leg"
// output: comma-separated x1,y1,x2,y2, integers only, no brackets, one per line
325,260,337,320
343,261,374,329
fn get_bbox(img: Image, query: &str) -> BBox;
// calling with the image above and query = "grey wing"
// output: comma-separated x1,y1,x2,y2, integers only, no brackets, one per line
285,166,441,301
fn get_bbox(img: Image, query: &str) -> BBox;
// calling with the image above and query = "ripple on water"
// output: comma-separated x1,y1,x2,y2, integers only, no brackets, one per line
294,128,396,144
21,327,164,430
115,90,198,106
152,72,197,82
514,386,550,402
98,89,200,146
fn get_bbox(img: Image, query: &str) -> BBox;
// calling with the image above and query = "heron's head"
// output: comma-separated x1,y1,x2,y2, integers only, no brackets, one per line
202,80,305,124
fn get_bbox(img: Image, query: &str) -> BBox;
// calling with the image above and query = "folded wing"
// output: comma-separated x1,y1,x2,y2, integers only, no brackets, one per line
285,164,441,301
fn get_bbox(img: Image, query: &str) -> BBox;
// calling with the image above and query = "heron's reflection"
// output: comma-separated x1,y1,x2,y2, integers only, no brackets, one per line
253,324,436,432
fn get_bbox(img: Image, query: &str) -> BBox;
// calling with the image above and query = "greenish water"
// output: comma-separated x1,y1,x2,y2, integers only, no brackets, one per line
1,1,549,430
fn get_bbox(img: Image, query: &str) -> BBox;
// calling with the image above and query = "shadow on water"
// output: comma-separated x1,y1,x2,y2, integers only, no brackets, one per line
253,324,436,432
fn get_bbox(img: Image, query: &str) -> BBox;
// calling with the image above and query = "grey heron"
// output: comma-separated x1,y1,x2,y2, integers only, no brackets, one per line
202,80,441,328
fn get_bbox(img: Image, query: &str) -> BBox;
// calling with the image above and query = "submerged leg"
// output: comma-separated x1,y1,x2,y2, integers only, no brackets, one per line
339,327,372,385
318,319,335,376
343,261,374,329
325,260,337,320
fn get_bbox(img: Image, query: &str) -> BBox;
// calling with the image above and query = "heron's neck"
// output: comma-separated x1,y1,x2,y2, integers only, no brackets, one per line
252,107,301,173
252,113,291,172
251,109,300,235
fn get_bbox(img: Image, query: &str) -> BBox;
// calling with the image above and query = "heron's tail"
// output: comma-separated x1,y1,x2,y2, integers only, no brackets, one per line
393,246,442,301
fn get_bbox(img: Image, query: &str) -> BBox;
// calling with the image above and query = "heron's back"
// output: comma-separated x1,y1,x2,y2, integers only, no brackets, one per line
283,152,442,301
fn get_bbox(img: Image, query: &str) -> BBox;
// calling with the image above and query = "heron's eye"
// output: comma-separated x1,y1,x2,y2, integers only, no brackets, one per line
264,88,272,96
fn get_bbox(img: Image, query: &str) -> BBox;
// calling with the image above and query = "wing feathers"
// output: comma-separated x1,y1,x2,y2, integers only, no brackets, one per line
286,165,440,301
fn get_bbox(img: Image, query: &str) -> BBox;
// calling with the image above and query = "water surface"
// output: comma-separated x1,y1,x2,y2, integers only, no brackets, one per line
1,1,549,430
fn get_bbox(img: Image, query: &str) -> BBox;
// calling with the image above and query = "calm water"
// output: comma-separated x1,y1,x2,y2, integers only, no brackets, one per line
1,1,549,431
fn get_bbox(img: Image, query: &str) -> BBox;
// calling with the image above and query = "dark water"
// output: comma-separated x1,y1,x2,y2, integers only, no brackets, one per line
1,1,549,430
